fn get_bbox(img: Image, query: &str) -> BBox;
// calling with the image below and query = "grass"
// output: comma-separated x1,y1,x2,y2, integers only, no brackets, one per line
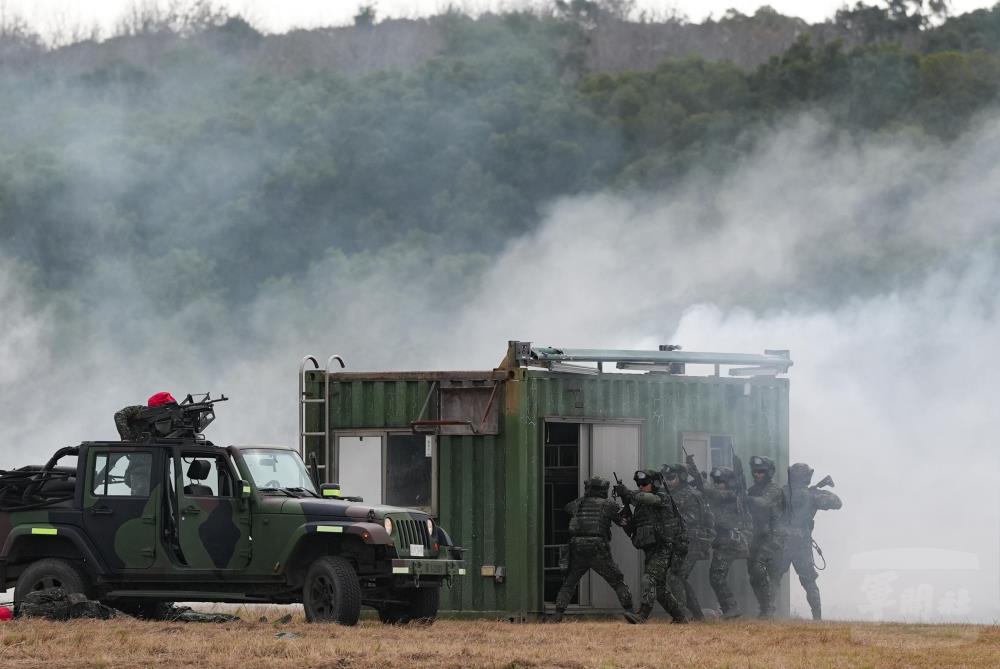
0,610,996,668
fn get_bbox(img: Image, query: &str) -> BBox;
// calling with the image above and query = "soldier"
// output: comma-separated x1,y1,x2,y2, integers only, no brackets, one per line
775,463,842,620
614,469,688,623
746,455,785,619
662,463,715,621
553,477,640,623
114,391,177,441
700,465,750,619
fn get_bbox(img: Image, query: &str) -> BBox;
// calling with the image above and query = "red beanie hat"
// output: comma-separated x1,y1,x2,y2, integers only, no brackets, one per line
147,391,177,407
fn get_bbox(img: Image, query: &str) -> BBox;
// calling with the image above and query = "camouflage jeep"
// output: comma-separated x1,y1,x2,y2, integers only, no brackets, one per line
0,440,464,625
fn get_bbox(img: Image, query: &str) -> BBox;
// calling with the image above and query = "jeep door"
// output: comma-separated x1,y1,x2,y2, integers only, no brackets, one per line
82,446,159,570
172,448,252,570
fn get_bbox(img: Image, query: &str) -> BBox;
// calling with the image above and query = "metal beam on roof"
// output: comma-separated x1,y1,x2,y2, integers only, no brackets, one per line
518,344,792,373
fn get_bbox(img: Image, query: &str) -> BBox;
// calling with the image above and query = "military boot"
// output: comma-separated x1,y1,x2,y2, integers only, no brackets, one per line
623,609,642,624
721,607,743,620
634,604,653,624
551,609,564,623
811,605,822,621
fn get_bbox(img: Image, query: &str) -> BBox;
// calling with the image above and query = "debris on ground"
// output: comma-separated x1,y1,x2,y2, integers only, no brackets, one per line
275,613,293,624
274,631,302,639
18,588,115,620
162,606,241,623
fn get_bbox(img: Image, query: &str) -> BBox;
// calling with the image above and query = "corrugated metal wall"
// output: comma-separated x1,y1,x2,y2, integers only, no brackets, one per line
307,368,789,619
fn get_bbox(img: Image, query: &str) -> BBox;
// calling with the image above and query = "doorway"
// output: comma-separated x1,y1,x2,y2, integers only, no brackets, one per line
543,420,642,611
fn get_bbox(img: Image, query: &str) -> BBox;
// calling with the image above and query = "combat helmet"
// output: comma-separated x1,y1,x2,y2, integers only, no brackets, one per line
787,463,814,488
749,455,776,479
710,466,736,486
584,476,610,497
660,463,689,483
633,469,660,488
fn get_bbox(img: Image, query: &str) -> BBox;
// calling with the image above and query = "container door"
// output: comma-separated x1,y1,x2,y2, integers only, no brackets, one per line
587,424,641,609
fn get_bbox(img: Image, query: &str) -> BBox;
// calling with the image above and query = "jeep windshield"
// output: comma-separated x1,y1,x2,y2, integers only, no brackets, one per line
242,449,318,496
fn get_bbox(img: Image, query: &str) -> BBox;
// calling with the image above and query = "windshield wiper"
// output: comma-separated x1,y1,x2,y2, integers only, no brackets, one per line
257,487,295,497
284,487,320,498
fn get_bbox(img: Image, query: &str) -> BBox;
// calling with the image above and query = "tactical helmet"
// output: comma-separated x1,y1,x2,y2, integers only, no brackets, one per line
584,476,610,496
711,466,735,485
660,464,688,483
749,455,775,477
634,469,659,487
788,463,814,488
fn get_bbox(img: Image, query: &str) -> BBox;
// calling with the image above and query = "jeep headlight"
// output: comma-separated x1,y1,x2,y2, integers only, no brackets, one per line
425,519,434,536
383,517,393,535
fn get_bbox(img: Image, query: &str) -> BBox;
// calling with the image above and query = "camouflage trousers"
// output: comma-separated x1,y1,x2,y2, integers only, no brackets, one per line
555,537,633,612
774,536,822,619
709,534,748,616
747,532,783,617
639,546,687,621
667,552,705,620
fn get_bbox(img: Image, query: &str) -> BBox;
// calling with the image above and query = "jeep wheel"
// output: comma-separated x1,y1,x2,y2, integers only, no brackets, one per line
14,558,92,609
378,587,440,625
302,556,361,625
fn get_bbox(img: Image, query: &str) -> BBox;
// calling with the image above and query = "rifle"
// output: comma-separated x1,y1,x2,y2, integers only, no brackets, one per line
731,448,750,527
810,474,834,490
682,447,703,490
612,472,634,536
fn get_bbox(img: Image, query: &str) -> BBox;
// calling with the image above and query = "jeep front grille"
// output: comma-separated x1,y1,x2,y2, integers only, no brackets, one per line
395,518,431,549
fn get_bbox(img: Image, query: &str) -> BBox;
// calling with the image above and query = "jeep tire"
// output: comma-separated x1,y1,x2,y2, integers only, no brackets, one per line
378,586,440,625
14,558,92,609
302,556,361,625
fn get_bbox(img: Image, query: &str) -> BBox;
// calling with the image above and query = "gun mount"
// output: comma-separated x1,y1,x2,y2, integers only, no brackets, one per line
128,393,229,441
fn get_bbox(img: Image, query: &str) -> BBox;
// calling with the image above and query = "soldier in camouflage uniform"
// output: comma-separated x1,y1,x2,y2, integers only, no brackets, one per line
615,469,688,624
746,455,785,619
700,465,750,618
553,477,640,623
775,463,842,620
661,463,715,621
114,391,177,441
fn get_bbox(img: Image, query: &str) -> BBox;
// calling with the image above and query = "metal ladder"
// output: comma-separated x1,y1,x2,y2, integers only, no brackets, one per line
298,355,346,466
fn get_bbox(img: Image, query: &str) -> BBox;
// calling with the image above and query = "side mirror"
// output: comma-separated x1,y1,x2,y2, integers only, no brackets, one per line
239,480,252,499
320,483,342,499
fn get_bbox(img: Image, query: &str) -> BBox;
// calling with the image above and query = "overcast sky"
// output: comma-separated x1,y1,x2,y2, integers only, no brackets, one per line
2,0,996,39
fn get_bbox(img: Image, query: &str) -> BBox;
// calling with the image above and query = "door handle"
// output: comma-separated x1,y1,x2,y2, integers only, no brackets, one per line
182,505,201,515
90,506,113,515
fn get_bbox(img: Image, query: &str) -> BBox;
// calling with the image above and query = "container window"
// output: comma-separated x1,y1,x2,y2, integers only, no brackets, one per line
681,432,733,480
336,435,383,504
386,434,432,509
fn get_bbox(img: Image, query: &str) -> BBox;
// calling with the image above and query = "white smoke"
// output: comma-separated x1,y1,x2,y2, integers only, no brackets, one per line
2,110,998,621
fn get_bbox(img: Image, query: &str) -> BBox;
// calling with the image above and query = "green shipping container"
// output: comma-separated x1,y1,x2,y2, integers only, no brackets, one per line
301,342,792,620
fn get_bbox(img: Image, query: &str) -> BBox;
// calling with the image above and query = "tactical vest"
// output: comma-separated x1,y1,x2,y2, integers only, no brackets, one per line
568,495,613,541
631,491,681,549
779,486,823,539
672,485,715,550
705,488,743,531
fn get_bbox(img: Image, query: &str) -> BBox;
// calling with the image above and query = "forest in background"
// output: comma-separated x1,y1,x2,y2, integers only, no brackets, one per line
1,0,999,318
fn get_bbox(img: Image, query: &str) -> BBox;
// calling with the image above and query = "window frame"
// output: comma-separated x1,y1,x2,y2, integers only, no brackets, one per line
174,448,240,499
89,448,154,499
330,429,438,516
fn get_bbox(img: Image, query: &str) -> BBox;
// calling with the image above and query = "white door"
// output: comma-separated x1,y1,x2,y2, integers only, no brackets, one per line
586,424,641,609
336,435,383,504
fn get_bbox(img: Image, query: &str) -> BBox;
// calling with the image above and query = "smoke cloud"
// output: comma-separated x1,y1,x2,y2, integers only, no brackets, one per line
1,101,998,620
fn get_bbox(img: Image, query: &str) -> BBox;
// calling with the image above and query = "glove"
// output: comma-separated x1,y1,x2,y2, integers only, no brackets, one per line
613,483,628,499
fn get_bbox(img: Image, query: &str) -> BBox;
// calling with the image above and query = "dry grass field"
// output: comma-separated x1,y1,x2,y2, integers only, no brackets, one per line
0,609,996,669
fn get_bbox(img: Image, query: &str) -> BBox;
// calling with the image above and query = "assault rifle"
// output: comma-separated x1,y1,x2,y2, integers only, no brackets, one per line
811,474,835,490
132,393,229,440
612,472,634,537
731,448,751,527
